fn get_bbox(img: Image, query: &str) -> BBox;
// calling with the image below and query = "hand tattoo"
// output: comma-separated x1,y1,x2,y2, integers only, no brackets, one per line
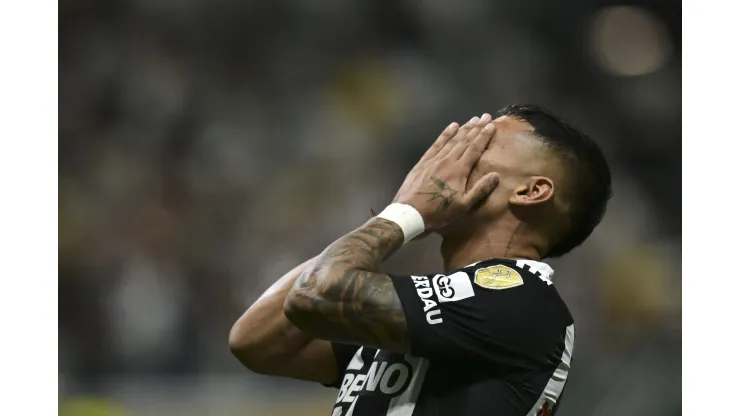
284,218,410,353
416,176,458,211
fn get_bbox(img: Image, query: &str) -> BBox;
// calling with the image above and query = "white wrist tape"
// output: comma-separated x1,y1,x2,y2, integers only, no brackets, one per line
376,203,426,244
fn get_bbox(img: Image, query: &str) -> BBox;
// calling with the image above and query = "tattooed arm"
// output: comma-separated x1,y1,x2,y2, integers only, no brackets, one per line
284,114,499,353
284,218,409,353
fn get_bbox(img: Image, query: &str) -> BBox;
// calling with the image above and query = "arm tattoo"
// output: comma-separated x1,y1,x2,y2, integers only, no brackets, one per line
285,218,410,353
416,176,457,211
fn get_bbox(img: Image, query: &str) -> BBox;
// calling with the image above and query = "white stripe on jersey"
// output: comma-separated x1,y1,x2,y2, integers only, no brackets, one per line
386,355,429,416
526,324,575,416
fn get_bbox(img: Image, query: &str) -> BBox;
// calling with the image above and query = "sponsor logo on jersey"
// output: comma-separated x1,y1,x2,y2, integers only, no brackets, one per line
333,350,415,415
411,275,443,324
412,272,477,324
336,360,412,402
474,265,524,290
432,272,475,303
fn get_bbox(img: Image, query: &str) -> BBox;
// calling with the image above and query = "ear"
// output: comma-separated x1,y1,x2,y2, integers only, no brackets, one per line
509,176,555,206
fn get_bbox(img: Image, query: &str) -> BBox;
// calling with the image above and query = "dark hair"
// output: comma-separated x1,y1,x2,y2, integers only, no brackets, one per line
496,104,613,257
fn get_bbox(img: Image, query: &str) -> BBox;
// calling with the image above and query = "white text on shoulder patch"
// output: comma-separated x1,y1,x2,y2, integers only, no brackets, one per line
432,272,475,303
474,265,523,290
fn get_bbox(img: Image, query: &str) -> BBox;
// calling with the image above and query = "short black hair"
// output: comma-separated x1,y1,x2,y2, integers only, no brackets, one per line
496,104,613,258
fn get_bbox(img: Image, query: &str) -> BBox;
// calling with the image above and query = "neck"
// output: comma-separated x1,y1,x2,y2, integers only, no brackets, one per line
440,217,546,272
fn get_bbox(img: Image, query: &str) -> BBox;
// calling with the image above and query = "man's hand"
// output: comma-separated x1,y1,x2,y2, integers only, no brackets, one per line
392,114,499,232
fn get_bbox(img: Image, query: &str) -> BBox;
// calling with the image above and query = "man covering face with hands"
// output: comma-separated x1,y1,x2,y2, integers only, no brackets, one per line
230,105,612,416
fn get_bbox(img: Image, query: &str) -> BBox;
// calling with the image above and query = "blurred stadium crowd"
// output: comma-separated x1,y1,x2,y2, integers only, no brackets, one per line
59,0,680,415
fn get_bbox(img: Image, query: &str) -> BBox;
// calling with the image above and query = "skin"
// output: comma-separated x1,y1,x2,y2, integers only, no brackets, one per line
439,115,571,270
229,257,340,384
230,113,568,384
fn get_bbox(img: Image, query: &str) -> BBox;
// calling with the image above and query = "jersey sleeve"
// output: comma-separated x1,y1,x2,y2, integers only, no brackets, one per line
323,342,361,388
389,260,571,370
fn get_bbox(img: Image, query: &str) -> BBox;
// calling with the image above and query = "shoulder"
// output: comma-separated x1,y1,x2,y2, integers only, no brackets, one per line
456,259,573,322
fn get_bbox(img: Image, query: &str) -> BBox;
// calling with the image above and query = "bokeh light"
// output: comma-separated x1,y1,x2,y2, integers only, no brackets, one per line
590,6,673,77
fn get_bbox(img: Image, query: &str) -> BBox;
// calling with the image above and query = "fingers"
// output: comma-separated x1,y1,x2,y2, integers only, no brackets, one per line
435,114,488,160
434,115,477,160
463,172,500,206
448,113,492,160
460,122,496,167
420,122,460,162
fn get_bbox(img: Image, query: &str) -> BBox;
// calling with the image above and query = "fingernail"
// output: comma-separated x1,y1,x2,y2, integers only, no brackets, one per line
446,122,458,133
480,113,491,123
490,173,500,185
483,123,494,132
468,116,479,125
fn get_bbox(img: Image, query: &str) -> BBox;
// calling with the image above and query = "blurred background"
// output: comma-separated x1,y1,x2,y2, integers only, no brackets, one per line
58,0,681,415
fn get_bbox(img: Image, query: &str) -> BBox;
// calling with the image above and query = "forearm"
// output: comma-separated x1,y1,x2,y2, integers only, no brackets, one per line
310,217,403,273
284,218,410,352
229,257,318,368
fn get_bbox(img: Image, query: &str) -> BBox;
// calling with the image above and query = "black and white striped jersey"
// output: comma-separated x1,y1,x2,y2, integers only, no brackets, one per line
326,258,574,416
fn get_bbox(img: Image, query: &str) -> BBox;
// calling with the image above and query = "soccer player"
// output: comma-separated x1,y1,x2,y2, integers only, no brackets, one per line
229,105,612,416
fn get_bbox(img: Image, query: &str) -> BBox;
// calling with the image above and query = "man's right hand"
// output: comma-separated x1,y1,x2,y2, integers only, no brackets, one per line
392,114,500,233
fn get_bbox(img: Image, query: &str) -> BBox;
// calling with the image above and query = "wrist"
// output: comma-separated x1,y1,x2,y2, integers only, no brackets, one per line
375,203,426,244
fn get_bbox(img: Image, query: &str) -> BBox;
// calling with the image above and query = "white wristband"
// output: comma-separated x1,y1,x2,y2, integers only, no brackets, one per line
376,203,426,244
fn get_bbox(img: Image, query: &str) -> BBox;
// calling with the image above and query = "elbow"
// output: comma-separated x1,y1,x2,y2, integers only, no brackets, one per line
228,319,268,373
228,321,250,356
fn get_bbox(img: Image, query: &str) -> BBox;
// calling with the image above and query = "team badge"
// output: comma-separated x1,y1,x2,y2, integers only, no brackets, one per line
474,265,523,290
